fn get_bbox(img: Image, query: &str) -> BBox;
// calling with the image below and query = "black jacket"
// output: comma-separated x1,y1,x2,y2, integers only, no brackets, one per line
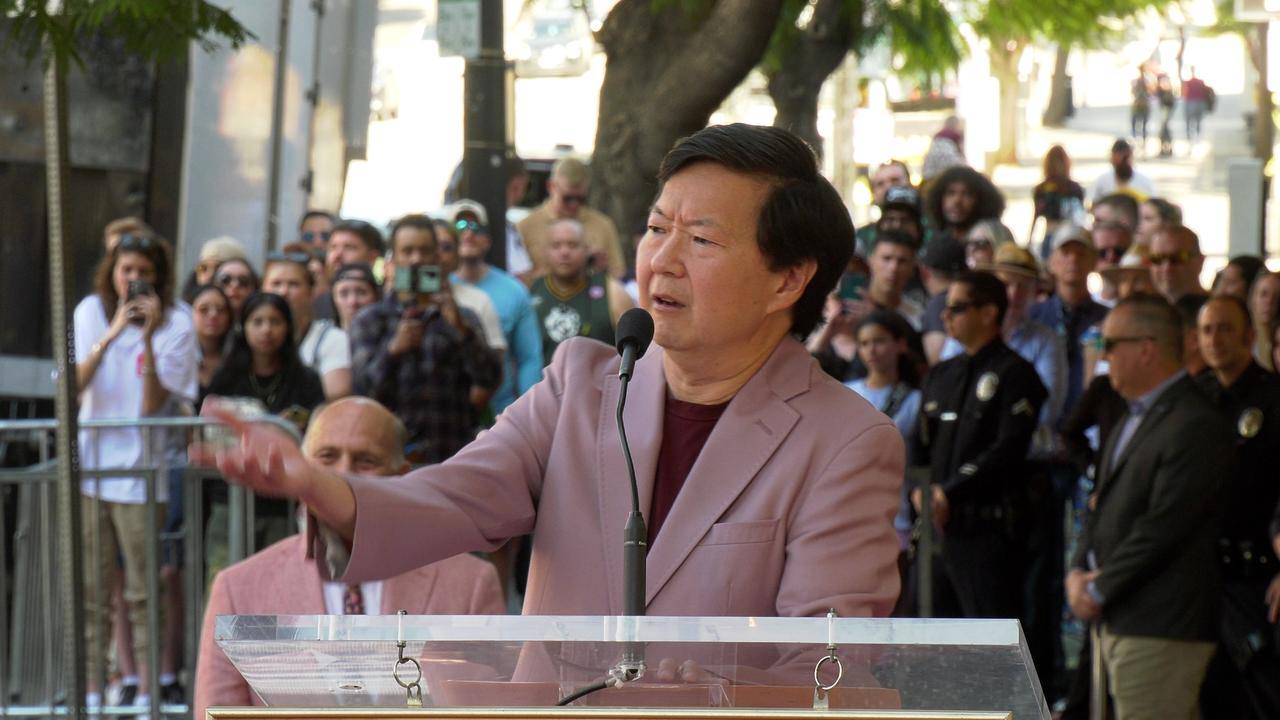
1073,374,1233,641
912,337,1047,508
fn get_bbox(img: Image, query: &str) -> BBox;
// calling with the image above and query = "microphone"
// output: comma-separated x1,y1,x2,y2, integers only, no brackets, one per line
615,308,654,383
614,308,653,681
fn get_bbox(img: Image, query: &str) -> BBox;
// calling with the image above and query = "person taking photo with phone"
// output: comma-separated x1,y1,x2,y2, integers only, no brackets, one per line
74,232,197,709
349,214,502,465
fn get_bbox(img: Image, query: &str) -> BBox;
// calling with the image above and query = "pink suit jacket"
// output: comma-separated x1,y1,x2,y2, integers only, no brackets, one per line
330,335,904,619
194,535,504,718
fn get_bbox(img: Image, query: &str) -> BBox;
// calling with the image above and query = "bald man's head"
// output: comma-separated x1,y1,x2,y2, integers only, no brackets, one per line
302,397,409,476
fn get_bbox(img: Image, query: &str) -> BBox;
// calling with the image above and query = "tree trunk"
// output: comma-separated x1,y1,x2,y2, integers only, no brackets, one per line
1248,23,1274,163
1042,44,1071,127
990,39,1025,166
765,0,855,158
590,0,784,256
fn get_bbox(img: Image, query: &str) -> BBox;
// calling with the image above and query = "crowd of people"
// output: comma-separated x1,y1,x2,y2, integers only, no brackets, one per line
72,123,1279,720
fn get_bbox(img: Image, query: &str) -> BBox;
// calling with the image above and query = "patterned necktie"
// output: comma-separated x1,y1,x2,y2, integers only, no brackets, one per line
343,584,365,615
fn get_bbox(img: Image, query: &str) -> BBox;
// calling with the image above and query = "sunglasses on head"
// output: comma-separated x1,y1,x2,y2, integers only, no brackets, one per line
117,234,156,252
301,230,331,244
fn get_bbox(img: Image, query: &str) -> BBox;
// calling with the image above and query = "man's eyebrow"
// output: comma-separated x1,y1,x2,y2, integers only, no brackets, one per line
646,206,720,228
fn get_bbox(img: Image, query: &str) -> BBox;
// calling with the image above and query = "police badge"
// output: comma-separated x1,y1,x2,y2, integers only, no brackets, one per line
1238,407,1263,439
976,372,999,401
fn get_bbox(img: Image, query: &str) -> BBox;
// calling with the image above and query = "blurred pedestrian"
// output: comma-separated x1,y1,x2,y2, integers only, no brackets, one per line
263,252,352,400
183,237,247,304
191,285,233,396
330,263,380,330
922,116,967,182
926,166,1005,246
1156,75,1177,157
1090,140,1154,204
518,157,627,280
1031,146,1086,260
1130,68,1151,147
1181,67,1211,142
856,160,914,254
314,219,384,322
964,218,1013,269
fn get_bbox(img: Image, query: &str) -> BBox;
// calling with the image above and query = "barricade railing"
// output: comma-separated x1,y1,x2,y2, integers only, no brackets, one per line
0,415,301,720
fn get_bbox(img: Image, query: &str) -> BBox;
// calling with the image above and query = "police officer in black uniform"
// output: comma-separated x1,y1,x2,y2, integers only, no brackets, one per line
1195,295,1280,719
912,270,1047,618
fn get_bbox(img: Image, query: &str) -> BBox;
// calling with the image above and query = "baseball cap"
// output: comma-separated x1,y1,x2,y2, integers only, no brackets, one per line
445,199,489,226
332,262,379,292
1050,224,1093,252
881,185,921,215
918,238,967,274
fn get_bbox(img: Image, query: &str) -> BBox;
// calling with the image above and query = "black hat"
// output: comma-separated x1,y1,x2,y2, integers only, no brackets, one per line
918,238,967,274
332,262,379,292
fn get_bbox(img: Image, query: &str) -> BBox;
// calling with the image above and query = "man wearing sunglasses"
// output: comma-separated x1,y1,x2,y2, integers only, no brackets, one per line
1149,225,1207,304
299,210,335,248
912,271,1047,621
517,157,627,280
1068,293,1231,720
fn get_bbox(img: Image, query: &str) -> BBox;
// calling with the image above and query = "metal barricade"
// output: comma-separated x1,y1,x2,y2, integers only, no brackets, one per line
0,415,301,720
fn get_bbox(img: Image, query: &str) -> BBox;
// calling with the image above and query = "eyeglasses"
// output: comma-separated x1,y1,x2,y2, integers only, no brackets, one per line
266,251,312,266
117,234,156,251
454,220,484,234
1148,250,1194,266
301,230,331,244
1101,335,1154,353
943,301,975,315
216,273,255,289
559,193,588,206
1098,246,1128,262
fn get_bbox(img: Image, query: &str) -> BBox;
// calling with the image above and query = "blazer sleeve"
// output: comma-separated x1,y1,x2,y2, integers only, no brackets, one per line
193,572,254,720
776,422,904,618
1093,410,1232,605
320,339,582,583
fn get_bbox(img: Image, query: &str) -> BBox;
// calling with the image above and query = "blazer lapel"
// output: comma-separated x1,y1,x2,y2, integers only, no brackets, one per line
597,348,666,615
1101,378,1186,486
642,340,807,606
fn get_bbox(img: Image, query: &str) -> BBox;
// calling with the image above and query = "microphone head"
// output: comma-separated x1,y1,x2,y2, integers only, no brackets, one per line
615,308,655,359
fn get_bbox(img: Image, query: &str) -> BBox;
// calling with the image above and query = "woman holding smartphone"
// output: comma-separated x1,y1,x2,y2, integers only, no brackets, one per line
74,232,197,708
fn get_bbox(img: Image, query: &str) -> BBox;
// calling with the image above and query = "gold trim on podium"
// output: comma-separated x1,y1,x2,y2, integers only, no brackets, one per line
206,708,1012,720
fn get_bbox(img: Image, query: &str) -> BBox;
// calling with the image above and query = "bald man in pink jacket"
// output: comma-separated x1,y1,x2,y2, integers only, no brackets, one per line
193,398,506,719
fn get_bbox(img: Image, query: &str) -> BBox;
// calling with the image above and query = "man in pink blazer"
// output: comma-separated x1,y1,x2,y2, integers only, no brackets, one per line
193,398,505,718
197,125,904,629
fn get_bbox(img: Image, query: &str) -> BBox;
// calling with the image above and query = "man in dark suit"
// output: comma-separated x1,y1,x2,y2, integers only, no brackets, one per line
1068,293,1233,720
1194,295,1280,720
913,270,1047,619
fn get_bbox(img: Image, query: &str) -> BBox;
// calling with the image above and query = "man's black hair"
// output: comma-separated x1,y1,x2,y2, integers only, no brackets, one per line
299,209,335,229
332,219,385,255
954,270,1009,325
657,123,853,339
925,166,1006,230
389,214,438,254
870,229,920,255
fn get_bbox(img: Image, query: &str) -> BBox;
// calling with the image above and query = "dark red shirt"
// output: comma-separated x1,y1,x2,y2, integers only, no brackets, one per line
648,395,730,544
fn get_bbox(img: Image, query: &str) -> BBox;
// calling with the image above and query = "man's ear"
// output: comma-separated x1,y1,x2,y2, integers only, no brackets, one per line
769,259,818,314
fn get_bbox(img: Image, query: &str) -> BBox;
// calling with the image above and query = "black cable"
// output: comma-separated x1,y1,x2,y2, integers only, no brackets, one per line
555,678,611,706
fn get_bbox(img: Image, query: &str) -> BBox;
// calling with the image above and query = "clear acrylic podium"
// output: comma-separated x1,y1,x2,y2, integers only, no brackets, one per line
214,615,1048,720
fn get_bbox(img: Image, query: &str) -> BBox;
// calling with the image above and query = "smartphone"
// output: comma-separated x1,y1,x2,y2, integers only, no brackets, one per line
394,264,442,295
126,280,154,324
838,272,868,302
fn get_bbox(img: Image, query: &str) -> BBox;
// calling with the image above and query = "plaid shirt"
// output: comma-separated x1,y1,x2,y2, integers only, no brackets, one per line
350,294,502,464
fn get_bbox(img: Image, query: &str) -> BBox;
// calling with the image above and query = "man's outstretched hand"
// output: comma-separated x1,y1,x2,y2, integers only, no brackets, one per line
189,398,316,499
